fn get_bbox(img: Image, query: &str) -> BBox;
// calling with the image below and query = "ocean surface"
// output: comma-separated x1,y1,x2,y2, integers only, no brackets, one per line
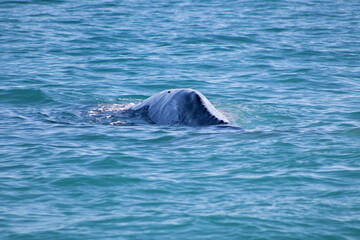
1,0,360,239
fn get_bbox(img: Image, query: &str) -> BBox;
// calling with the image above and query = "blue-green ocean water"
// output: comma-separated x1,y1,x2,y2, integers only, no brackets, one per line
1,0,360,239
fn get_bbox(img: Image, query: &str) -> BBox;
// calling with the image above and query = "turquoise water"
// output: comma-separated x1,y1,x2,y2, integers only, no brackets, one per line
1,0,360,239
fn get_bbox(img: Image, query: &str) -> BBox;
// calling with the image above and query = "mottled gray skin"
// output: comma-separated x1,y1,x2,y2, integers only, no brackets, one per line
129,89,230,126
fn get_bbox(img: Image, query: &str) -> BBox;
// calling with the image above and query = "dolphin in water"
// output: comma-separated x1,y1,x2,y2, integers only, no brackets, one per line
127,89,231,126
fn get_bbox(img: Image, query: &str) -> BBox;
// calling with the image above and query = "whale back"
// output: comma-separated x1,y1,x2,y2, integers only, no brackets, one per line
130,89,229,126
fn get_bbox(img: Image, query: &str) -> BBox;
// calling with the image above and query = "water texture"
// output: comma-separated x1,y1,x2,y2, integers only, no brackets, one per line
1,0,360,239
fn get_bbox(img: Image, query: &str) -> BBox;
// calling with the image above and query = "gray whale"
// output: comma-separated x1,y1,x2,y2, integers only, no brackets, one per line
128,89,230,126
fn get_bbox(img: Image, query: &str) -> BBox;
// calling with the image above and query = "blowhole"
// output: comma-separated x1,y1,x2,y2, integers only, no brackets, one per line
168,91,171,93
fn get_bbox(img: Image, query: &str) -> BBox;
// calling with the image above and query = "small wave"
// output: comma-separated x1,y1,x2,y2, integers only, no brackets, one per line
212,34,259,44
0,88,53,105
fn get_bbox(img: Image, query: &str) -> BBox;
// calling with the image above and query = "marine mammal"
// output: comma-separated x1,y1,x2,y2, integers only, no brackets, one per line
128,89,230,126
